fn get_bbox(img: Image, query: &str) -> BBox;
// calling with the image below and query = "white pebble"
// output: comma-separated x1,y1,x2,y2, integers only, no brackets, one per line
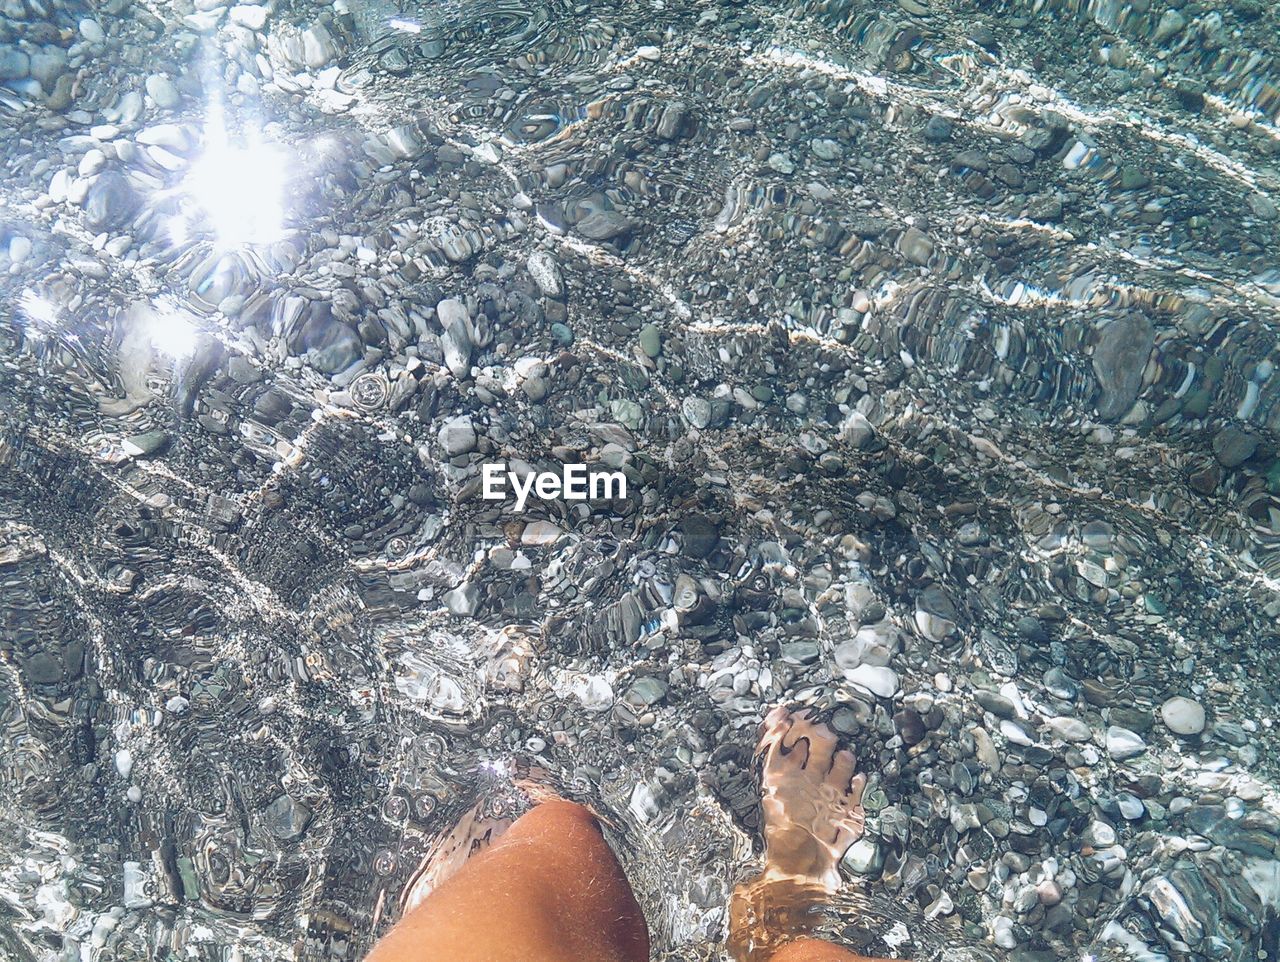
9,235,31,264
126,785,142,803
79,18,105,42
114,748,134,779
1161,696,1206,735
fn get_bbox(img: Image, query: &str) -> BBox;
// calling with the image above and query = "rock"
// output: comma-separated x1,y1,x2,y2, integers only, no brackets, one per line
0,47,30,81
1047,716,1092,742
1161,696,1206,736
230,4,269,29
898,226,933,266
1153,8,1185,43
23,652,63,684
438,415,477,456
1105,726,1146,760
1092,314,1155,420
123,431,170,457
301,25,338,68
526,251,562,297
264,795,311,840
842,838,883,875
79,18,106,43
437,299,473,378
145,75,180,109
83,172,141,232
1212,426,1257,467
923,115,953,142
638,323,662,358
843,664,899,698
443,582,479,616
28,49,67,88
575,210,633,241
759,148,795,175
682,396,712,429
678,515,719,558
521,521,563,546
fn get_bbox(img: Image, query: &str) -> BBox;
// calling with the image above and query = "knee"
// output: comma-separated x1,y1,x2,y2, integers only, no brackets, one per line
511,799,602,841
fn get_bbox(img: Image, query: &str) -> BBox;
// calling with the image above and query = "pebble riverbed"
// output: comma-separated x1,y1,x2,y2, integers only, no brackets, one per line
1,0,1280,960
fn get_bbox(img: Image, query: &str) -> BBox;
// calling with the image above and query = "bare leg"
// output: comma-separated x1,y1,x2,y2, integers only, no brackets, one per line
365,799,648,962
729,707,898,962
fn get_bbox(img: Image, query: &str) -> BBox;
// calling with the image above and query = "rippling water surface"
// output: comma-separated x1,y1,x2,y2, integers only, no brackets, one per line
2,0,1280,959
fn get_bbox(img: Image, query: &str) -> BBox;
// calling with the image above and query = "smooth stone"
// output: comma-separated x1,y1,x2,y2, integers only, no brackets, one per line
844,664,899,698
521,521,563,546
9,235,32,264
24,652,63,683
264,795,311,840
0,47,30,81
1161,696,1206,735
1212,426,1257,468
1047,716,1092,742
442,582,479,616
842,838,883,875
682,396,712,429
639,323,661,358
438,415,477,456
898,226,933,266
83,171,140,232
122,430,170,457
230,3,269,29
575,210,633,241
79,18,106,42
145,75,180,109
1082,820,1116,847
1105,726,1147,760
1093,314,1155,420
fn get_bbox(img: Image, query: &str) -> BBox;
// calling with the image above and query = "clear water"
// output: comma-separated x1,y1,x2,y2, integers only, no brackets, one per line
2,0,1280,960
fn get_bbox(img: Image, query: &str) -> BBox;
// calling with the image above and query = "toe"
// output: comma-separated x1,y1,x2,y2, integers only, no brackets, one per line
829,749,856,789
846,772,867,806
797,723,838,776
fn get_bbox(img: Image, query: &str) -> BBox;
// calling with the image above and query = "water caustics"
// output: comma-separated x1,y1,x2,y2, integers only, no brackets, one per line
1,0,1280,960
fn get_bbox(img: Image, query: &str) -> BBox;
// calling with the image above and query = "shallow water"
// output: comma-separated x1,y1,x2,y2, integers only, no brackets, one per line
2,0,1280,959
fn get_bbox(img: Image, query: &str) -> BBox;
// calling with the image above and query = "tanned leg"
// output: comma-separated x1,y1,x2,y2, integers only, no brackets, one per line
365,799,648,962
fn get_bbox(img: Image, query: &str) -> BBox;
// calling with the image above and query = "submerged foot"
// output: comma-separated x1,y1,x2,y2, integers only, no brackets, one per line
728,707,868,962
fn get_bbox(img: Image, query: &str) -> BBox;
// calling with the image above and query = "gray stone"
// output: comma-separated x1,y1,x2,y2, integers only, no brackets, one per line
639,323,662,358
443,582,479,616
682,396,712,429
264,795,311,840
1092,314,1154,420
439,415,477,456
575,210,633,242
1212,426,1257,467
83,172,140,232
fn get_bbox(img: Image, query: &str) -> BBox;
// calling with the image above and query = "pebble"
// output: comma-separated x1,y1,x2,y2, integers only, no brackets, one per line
526,251,563,297
1160,696,1206,735
438,415,477,456
79,18,106,42
843,664,899,698
145,75,181,109
1105,726,1146,760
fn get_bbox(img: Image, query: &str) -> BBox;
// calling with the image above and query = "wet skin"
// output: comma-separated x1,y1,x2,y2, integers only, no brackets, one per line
366,711,899,962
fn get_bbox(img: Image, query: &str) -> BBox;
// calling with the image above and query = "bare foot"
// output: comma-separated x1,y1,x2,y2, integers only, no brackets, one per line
758,705,867,891
728,707,868,962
